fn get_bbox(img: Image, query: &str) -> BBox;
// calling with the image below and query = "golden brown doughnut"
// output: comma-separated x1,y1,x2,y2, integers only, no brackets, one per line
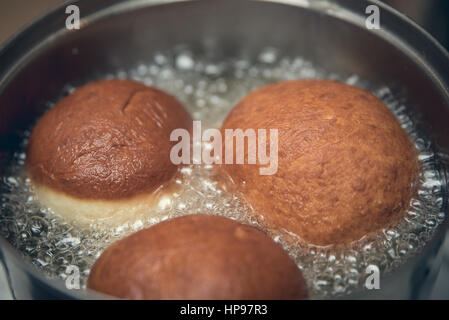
27,79,192,224
88,214,307,300
221,79,419,245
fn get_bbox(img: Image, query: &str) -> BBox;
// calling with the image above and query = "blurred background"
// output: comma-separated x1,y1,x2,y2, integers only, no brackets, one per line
384,0,449,49
0,0,448,300
0,0,448,49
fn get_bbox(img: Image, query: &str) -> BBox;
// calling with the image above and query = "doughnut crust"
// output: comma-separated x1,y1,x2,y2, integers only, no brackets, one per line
88,214,307,300
27,79,192,200
221,80,419,245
